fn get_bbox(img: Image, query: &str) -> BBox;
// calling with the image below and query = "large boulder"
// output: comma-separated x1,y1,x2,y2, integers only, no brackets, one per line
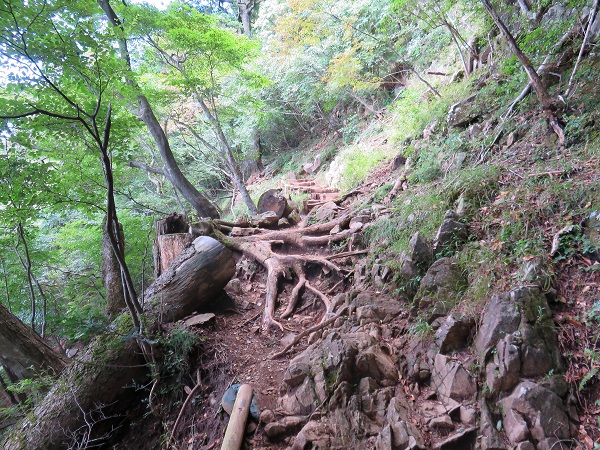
485,333,521,394
431,354,477,403
434,313,475,353
447,94,480,127
408,232,433,270
353,292,404,325
433,210,468,256
500,382,572,447
475,286,563,386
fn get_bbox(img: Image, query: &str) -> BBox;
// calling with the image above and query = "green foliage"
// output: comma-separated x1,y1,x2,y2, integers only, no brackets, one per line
408,318,433,339
552,225,595,262
158,326,200,395
6,374,55,404
1,371,57,422
579,348,599,391
457,242,496,313
333,144,389,191
446,165,500,211
372,183,394,202
364,187,447,258
389,81,468,145
589,301,600,326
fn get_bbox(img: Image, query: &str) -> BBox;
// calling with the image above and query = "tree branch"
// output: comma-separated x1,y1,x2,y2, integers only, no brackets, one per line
128,161,166,175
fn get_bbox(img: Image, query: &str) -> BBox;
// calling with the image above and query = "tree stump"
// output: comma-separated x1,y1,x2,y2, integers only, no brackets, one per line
154,213,194,278
257,189,288,219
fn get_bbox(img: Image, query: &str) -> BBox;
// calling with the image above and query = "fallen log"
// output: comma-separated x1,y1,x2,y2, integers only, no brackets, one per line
3,236,235,450
0,302,67,381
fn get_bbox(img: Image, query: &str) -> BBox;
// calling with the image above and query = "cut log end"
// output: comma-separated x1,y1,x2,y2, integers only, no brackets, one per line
257,189,288,219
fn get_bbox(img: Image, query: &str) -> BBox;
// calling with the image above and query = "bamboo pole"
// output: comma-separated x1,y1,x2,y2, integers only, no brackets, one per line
220,384,254,450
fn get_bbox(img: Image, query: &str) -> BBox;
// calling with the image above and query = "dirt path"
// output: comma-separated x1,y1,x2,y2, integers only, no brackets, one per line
171,189,354,449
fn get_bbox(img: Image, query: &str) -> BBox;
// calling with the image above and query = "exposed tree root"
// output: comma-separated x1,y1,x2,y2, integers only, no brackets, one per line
168,369,202,448
214,213,361,332
281,262,306,319
305,281,332,320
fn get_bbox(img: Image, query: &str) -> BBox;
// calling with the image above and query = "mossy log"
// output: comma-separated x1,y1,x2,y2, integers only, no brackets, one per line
3,236,235,450
0,302,67,381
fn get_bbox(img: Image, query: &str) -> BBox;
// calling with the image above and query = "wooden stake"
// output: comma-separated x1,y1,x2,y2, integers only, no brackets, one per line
220,384,254,450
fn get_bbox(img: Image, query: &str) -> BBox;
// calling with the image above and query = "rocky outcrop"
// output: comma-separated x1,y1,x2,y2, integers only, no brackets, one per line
499,381,574,449
476,286,563,394
447,94,480,128
433,211,468,256
262,262,573,450
413,257,467,323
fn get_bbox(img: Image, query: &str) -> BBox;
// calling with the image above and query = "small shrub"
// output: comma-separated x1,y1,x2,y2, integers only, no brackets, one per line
156,326,200,399
409,318,433,339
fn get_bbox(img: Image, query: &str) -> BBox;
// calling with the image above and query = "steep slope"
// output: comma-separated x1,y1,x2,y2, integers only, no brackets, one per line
96,2,600,449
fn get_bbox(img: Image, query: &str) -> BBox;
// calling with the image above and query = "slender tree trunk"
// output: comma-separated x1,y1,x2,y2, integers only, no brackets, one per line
14,223,36,333
237,0,253,37
517,0,531,15
0,257,10,313
95,107,144,332
565,0,599,98
15,224,50,336
136,96,221,218
102,216,126,319
97,0,220,219
195,94,258,215
481,0,565,145
0,302,66,382
252,127,264,171
447,24,469,75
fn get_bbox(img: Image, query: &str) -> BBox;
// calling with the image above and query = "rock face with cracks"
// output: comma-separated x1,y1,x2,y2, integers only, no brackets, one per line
261,277,572,450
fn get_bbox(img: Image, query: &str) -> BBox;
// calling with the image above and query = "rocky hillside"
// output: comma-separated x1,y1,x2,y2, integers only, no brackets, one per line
197,2,600,449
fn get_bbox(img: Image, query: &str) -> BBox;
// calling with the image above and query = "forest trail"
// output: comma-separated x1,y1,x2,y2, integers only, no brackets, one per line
161,187,365,449
281,176,341,213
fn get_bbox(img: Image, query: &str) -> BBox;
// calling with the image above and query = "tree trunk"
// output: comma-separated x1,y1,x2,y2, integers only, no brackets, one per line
97,0,220,220
237,1,253,37
15,222,37,333
3,236,235,450
136,95,221,219
102,216,126,319
0,302,66,382
194,93,258,215
252,127,264,172
481,0,565,145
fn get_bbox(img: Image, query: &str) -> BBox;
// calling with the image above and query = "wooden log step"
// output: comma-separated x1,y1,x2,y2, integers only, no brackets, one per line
284,184,339,195
285,179,317,186
311,192,340,201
